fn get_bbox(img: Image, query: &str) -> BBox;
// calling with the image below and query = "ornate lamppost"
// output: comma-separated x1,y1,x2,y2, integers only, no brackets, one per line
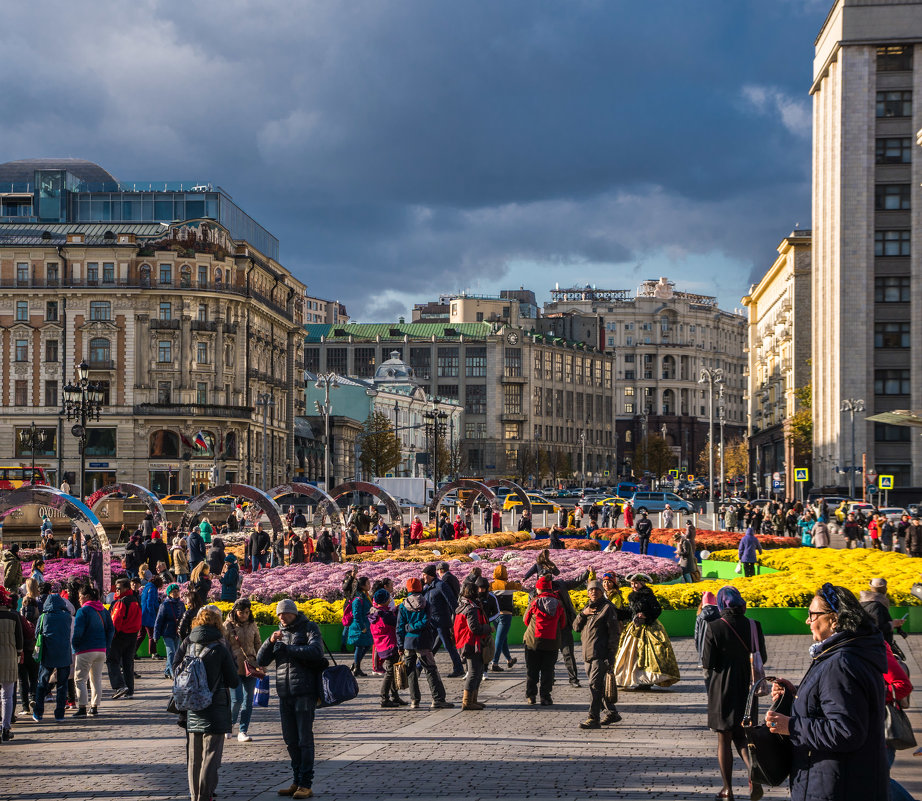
62,361,104,501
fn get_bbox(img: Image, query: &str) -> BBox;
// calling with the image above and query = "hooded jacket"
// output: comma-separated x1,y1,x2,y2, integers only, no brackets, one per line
140,582,161,628
858,590,894,647
219,561,240,602
423,576,456,625
37,595,73,668
491,565,523,615
0,606,23,684
207,543,227,576
1,550,22,593
788,626,888,801
256,611,326,699
72,600,114,654
153,596,185,642
368,602,398,659
523,592,564,651
174,623,239,734
171,545,190,576
396,593,435,651
188,530,207,567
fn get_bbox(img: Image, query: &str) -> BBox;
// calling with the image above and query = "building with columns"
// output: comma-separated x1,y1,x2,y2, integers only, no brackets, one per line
812,2,922,490
742,231,812,498
0,158,306,497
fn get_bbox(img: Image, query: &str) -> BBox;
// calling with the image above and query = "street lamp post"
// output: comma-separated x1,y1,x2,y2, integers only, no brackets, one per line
19,422,48,485
718,386,726,502
840,399,866,498
62,361,104,501
393,399,401,476
255,393,275,490
579,428,586,487
640,410,649,475
313,374,339,492
423,401,448,484
698,367,724,507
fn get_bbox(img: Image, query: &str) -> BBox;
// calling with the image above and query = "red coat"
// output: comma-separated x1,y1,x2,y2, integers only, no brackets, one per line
453,520,467,539
623,504,634,528
492,511,502,531
409,519,423,541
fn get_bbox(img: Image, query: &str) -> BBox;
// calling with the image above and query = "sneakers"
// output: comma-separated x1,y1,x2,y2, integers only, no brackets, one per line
225,733,232,740
410,700,420,709
568,678,582,687
526,696,536,705
31,713,40,723
601,711,622,725
111,688,129,700
579,718,601,729
380,699,400,708
540,697,553,706
2,728,13,741
89,707,98,717
446,669,465,678
390,696,409,706
238,731,252,742
489,664,504,673
429,699,455,709
507,657,518,668
73,707,87,719
292,789,313,799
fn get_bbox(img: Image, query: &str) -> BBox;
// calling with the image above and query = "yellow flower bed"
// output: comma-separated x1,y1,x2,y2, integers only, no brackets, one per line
213,598,346,626
652,548,922,610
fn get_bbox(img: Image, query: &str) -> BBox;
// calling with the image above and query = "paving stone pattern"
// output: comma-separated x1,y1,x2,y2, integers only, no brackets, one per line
3,634,922,800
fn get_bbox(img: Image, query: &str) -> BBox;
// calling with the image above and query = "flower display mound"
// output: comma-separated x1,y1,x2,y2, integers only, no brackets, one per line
472,548,681,586
650,548,922,610
533,527,584,537
647,529,800,552
349,530,531,562
29,557,125,590
505,538,600,551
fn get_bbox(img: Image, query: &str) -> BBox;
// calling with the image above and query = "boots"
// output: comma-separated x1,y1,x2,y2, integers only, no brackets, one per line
462,690,485,711
73,706,88,718
472,687,486,708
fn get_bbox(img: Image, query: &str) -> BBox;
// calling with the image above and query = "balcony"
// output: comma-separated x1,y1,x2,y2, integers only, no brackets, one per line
150,318,180,330
191,320,218,332
133,402,254,420
87,359,116,370
501,412,527,422
222,322,238,334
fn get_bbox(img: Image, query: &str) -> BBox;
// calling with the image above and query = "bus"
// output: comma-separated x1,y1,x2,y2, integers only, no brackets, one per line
0,466,48,491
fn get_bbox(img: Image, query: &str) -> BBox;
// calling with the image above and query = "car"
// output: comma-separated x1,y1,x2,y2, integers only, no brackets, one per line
160,494,192,505
503,493,561,514
836,501,875,523
878,507,908,524
626,491,693,516
908,503,922,518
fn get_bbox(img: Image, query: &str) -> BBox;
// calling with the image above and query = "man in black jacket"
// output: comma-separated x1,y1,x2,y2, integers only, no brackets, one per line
257,600,327,799
635,512,653,555
249,523,271,572
438,513,454,542
422,565,464,677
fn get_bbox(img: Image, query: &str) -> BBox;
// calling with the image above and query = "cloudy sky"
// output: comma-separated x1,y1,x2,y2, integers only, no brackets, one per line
1,0,828,319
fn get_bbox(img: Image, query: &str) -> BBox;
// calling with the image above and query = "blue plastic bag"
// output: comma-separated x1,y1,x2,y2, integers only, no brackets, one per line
255,675,270,708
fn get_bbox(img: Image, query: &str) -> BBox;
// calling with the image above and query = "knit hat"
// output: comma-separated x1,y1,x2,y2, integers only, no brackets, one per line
536,575,554,592
586,580,603,591
224,553,236,562
373,588,390,605
701,591,718,606
152,532,160,539
166,583,179,595
276,599,298,615
716,586,746,611
601,572,617,581
870,577,888,590
421,565,437,578
406,578,423,593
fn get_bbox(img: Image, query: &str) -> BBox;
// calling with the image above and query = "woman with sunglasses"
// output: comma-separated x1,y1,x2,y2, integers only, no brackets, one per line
765,583,888,801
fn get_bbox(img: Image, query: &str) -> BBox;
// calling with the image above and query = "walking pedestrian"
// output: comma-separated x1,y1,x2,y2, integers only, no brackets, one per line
454,581,491,710
106,578,141,700
523,575,564,705
737,527,762,578
490,564,521,671
171,539,190,584
219,554,240,603
138,575,164,659
153,583,185,679
33,593,73,721
188,525,207,570
346,576,372,676
257,600,326,799
0,586,23,740
71,585,113,719
368,588,406,707
396,578,454,710
574,580,622,729
422,564,464,677
224,599,262,742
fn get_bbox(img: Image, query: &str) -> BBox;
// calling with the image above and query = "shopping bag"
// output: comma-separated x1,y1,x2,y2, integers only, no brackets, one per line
254,675,270,708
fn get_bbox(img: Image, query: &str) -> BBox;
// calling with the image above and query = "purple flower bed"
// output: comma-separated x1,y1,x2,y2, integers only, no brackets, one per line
471,549,681,586
29,557,124,590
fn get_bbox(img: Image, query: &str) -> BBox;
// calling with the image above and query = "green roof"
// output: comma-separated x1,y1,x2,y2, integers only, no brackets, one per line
304,322,493,343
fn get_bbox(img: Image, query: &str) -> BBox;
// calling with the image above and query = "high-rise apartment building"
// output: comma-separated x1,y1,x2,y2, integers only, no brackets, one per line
812,1,922,489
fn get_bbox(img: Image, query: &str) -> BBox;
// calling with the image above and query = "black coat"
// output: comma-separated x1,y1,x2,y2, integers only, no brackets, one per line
700,610,766,730
144,539,169,569
188,531,207,567
859,594,894,647
173,624,239,734
438,520,454,541
207,545,226,576
423,578,456,626
256,612,326,699
627,585,661,624
788,627,888,801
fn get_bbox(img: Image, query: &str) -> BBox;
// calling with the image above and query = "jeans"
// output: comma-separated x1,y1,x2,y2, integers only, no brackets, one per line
19,652,38,710
404,648,446,703
231,674,258,732
524,647,557,701
162,636,179,678
463,654,484,693
251,553,268,572
35,663,71,720
887,746,915,801
106,631,137,694
681,570,694,583
493,614,513,664
279,696,316,788
186,731,226,801
432,622,464,673
353,644,369,668
638,536,650,555
176,573,189,584
0,681,14,729
74,651,106,708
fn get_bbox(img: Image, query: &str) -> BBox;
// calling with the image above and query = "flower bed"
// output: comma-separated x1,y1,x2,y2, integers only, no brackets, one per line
27,557,125,590
348,530,531,562
504,538,600,551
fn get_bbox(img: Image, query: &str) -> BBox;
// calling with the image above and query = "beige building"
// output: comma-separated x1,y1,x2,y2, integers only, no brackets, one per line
812,1,922,490
304,293,348,325
742,231,812,497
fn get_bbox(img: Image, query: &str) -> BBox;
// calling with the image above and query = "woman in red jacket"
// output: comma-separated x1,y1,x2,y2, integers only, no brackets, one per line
453,583,491,710
523,575,565,705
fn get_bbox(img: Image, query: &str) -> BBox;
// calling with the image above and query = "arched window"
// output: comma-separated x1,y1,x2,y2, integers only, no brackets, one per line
224,431,237,458
662,389,675,415
139,264,151,288
180,264,192,287
662,355,676,380
89,338,111,367
149,430,180,458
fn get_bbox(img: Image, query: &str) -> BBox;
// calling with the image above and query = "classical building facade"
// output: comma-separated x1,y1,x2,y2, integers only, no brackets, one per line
543,278,747,475
304,321,618,485
812,2,922,489
742,231,812,498
0,158,306,497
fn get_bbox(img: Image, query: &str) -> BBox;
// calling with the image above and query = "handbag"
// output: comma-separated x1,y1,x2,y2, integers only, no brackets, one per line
885,688,917,750
481,633,496,665
232,629,267,679
254,675,270,708
395,659,409,690
604,667,618,704
742,679,793,787
318,641,359,707
33,613,45,662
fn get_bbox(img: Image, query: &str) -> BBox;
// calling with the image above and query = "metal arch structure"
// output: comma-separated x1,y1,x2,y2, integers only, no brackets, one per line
88,483,167,528
328,481,404,524
179,484,284,536
428,479,502,518
0,486,113,593
483,478,532,517
267,483,347,530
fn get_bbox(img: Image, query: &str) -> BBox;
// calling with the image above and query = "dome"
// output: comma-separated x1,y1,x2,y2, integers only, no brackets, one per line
0,158,118,185
374,351,418,385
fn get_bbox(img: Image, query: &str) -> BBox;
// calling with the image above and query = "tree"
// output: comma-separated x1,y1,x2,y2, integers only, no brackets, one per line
789,382,813,466
634,435,675,478
723,437,749,481
359,412,402,477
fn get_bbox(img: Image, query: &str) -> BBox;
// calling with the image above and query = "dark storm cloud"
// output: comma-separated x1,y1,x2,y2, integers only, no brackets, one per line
0,0,827,316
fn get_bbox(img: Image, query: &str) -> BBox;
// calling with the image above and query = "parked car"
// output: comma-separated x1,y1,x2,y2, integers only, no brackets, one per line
626,491,693,515
503,493,560,514
878,506,908,524
160,494,193,505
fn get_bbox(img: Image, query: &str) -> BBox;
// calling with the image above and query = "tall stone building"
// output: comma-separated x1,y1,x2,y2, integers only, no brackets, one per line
812,1,922,489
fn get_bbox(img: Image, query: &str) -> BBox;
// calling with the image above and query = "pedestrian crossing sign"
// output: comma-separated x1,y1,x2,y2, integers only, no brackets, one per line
879,475,894,490
668,469,679,478
794,468,809,482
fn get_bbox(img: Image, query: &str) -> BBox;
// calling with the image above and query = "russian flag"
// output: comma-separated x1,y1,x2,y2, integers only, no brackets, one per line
194,431,209,449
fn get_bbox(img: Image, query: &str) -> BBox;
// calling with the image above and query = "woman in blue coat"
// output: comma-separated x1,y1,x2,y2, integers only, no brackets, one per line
736,528,762,578
219,554,240,603
766,583,888,801
347,576,373,676
139,576,163,658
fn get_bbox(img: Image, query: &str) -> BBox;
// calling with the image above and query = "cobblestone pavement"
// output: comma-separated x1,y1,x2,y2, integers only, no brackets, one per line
3,634,921,801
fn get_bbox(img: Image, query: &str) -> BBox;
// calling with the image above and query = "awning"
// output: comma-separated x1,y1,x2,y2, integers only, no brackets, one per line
865,410,922,428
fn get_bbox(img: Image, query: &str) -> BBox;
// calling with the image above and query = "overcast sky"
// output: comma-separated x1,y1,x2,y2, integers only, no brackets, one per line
1,0,828,319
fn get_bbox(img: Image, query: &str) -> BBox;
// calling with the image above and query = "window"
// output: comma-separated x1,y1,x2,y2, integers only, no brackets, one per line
875,184,911,210
85,428,117,457
354,347,376,377
158,301,171,321
16,262,29,285
16,300,28,321
198,266,208,288
624,353,635,363
534,351,542,375
304,347,320,373
46,263,58,285
625,370,635,380
102,262,114,284
327,348,347,373
875,423,910,442
410,347,431,380
89,301,110,321
197,304,207,322
554,353,563,382
534,424,542,440
875,276,911,302
504,423,521,440
625,402,634,414
86,262,98,284
197,382,208,405
14,380,27,406
45,301,58,321
15,339,28,361
465,421,487,439
575,357,583,384
565,390,574,419
625,386,635,396
158,340,172,363
534,386,543,416
877,45,912,71
465,384,486,415
625,336,633,346
45,339,58,363
876,138,912,164
196,342,208,364
503,384,522,414
545,389,553,417
96,380,110,405
465,347,487,377
157,381,172,404
436,384,459,401
575,393,584,420
89,337,111,366
875,230,910,256
876,90,912,118
45,380,57,407
564,354,573,382
159,263,172,285
504,348,522,377
544,352,552,380
875,321,910,348
875,369,910,395
604,362,611,388
437,347,459,377
555,389,563,417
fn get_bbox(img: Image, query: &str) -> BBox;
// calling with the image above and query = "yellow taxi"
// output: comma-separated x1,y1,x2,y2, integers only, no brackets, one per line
503,493,561,514
160,493,193,505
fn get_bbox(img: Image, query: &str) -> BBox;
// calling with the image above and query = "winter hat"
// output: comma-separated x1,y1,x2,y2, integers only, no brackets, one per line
373,588,390,605
406,578,423,593
701,591,718,607
535,575,554,592
166,583,179,595
224,553,236,562
152,532,161,539
601,572,617,581
276,599,298,616
493,564,508,581
870,577,888,590
9,544,18,555
474,577,489,589
628,573,652,584
586,580,603,591
716,586,746,612
421,565,437,578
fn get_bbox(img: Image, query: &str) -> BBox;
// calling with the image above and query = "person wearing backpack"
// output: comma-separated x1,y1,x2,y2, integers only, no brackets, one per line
32,593,72,722
396,578,454,710
71,585,114,719
257,599,327,799
154,583,186,680
107,578,142,700
173,606,239,801
454,582,492,710
523,575,565,705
